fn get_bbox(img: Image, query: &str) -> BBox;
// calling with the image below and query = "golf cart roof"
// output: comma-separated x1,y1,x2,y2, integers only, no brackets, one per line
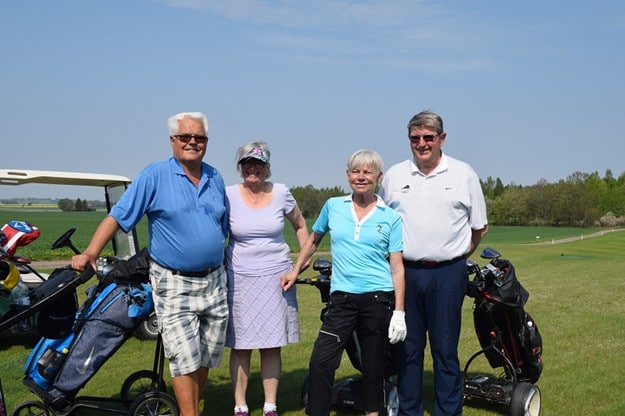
0,169,131,187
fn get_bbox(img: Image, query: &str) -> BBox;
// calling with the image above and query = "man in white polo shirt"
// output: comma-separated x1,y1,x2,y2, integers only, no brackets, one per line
380,110,488,416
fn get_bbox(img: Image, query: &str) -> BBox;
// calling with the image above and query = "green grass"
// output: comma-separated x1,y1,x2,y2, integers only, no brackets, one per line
2,213,625,414
0,212,331,260
0,210,115,261
479,225,603,245
0,208,603,260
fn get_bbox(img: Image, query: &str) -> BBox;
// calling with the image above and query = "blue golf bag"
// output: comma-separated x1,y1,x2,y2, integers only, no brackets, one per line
22,249,153,410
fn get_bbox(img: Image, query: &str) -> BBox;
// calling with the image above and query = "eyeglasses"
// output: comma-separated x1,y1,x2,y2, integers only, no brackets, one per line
171,134,208,144
240,159,267,167
409,134,438,143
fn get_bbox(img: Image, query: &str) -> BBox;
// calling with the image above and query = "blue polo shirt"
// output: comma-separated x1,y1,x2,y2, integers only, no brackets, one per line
312,194,403,294
110,157,228,271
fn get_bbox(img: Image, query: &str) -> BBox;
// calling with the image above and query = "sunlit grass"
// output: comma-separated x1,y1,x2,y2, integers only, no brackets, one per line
2,217,625,414
0,209,607,261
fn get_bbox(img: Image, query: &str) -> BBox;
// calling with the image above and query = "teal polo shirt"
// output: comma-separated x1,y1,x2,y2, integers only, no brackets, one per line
312,194,403,294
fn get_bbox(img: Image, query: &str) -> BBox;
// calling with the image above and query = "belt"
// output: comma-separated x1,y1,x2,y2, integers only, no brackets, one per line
403,256,464,268
151,258,222,277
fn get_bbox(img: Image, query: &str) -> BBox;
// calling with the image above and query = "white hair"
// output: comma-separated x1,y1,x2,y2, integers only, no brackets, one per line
167,112,208,135
346,149,384,174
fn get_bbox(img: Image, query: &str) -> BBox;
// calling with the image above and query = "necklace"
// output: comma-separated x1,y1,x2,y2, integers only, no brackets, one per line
243,184,264,205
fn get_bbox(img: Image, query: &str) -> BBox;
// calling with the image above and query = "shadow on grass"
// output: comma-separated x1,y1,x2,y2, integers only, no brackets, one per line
4,357,509,416
203,367,312,415
463,397,508,415
0,331,39,351
203,368,457,416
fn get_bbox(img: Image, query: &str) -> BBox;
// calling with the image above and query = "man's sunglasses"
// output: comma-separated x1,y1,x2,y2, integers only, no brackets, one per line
409,134,438,143
171,134,209,144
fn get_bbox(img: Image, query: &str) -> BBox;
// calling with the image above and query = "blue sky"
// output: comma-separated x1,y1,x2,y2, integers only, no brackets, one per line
2,0,624,199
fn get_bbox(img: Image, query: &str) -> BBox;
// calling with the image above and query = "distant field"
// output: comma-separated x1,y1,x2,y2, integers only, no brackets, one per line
478,225,604,245
0,204,60,211
0,208,608,261
0,210,120,260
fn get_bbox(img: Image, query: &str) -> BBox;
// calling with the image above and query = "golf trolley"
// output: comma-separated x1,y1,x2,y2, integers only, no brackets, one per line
0,230,178,416
463,247,542,416
296,258,399,416
11,338,176,416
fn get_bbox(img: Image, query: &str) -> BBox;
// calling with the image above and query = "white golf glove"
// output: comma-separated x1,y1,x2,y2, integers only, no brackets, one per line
388,310,407,344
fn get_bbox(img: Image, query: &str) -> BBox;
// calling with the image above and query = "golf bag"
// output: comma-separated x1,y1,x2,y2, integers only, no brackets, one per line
22,249,153,409
467,257,543,384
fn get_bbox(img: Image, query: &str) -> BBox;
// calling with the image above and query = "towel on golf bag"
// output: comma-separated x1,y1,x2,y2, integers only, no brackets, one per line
22,250,153,408
36,286,79,340
477,258,529,307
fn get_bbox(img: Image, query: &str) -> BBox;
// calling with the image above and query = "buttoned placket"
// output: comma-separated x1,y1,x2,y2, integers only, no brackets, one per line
351,202,376,241
195,174,212,211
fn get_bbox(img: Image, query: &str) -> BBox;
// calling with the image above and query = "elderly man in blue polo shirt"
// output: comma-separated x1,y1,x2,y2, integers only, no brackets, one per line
380,110,488,416
71,111,228,416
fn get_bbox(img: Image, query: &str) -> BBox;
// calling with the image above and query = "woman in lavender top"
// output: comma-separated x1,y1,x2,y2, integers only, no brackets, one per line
225,141,309,416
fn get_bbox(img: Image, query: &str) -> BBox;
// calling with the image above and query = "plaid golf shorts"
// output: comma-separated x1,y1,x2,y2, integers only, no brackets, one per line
149,261,228,377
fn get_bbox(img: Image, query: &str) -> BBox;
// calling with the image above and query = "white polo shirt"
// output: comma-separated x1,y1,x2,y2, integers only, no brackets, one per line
379,153,488,262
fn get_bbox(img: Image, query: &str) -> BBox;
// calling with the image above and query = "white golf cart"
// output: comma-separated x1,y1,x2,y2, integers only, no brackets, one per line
0,168,158,340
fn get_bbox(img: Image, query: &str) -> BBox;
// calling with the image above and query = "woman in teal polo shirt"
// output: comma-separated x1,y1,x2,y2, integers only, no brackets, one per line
281,149,406,416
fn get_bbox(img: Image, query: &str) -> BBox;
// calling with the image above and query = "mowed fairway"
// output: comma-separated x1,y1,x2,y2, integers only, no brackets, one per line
1,227,624,415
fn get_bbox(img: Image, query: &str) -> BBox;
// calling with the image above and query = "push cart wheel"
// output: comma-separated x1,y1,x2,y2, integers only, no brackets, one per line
121,370,167,405
300,375,310,406
10,400,51,416
509,382,541,416
134,312,159,340
383,384,399,416
128,391,179,416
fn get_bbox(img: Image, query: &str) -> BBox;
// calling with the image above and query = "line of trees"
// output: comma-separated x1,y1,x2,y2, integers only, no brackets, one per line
58,198,96,212
482,169,625,227
289,169,625,228
46,168,625,226
290,185,345,218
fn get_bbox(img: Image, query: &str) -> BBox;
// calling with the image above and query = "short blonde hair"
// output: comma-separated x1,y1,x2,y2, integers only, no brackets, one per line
346,149,383,174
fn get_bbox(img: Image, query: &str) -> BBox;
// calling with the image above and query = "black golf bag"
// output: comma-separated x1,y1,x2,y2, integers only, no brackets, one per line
298,259,399,416
467,257,543,384
22,249,153,410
